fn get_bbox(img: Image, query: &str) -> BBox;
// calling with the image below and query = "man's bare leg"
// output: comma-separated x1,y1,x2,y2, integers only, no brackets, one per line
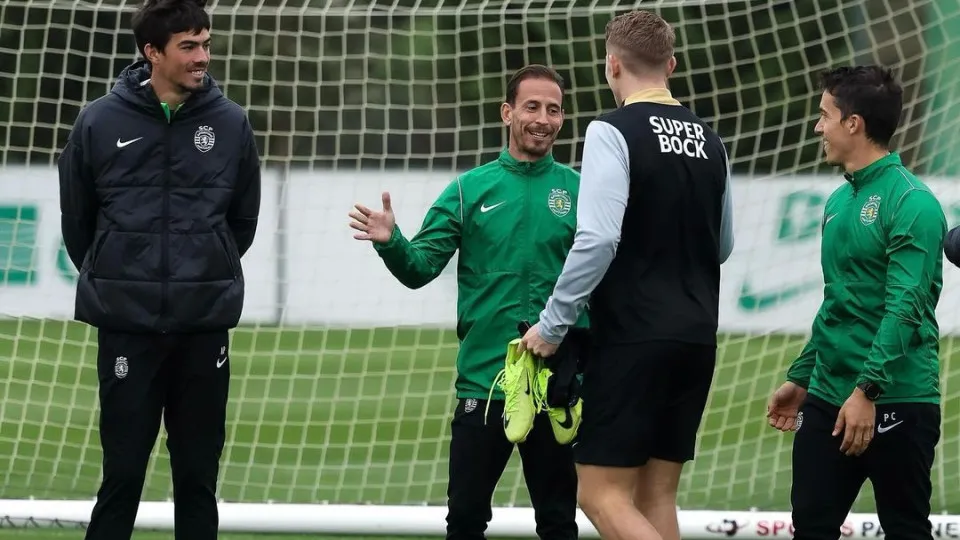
576,463,663,540
633,458,684,540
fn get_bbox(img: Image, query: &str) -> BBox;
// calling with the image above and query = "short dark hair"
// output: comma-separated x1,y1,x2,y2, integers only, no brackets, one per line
505,65,565,106
132,0,211,59
819,65,903,148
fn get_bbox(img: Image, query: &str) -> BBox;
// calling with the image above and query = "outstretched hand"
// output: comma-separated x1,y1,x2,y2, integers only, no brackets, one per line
349,192,396,243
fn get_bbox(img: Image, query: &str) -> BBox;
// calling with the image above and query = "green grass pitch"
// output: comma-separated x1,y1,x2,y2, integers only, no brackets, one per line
1,320,958,539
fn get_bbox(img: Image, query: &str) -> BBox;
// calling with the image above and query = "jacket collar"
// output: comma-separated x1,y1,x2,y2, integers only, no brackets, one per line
110,59,223,120
497,147,555,176
844,152,901,189
623,87,681,106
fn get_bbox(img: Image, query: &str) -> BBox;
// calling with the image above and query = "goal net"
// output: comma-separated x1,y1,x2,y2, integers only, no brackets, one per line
2,0,960,537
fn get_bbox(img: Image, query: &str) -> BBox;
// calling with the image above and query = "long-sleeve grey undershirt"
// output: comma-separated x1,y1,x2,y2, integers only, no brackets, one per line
720,148,735,262
538,120,735,344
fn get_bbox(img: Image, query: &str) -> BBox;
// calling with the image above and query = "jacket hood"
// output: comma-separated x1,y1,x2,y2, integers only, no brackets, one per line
110,59,224,115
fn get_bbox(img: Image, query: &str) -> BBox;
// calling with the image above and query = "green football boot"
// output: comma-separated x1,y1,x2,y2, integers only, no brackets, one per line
534,363,582,445
487,339,538,443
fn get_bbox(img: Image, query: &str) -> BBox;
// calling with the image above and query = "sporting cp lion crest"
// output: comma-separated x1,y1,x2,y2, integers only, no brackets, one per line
194,125,216,153
547,188,572,217
860,194,881,225
114,356,128,379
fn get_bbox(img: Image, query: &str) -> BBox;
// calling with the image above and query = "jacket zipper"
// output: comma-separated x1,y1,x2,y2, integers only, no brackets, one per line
161,120,172,333
524,169,532,323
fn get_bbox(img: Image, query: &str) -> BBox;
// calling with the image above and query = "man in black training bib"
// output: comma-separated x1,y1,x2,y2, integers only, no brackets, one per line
521,9,734,540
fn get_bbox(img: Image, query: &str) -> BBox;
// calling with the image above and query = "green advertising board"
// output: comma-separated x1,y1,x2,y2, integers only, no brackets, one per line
0,205,77,286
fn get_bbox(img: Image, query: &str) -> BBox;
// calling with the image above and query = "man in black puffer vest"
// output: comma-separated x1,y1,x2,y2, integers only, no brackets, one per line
57,1,260,538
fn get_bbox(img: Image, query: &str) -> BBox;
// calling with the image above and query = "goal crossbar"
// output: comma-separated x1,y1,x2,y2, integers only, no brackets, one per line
5,0,747,16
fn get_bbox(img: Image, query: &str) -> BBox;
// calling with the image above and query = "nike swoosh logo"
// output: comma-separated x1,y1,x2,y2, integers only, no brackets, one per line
116,137,143,148
480,202,504,213
737,280,820,311
877,420,903,433
216,356,227,368
557,408,574,429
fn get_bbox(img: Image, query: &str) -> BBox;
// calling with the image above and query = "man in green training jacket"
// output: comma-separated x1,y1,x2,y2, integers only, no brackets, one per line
348,64,587,540
767,65,945,540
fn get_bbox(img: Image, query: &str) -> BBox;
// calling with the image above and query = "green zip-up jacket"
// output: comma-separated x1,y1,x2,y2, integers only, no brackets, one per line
786,153,945,406
373,148,588,399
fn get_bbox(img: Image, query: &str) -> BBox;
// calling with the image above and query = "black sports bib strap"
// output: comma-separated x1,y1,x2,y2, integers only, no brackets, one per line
545,327,589,408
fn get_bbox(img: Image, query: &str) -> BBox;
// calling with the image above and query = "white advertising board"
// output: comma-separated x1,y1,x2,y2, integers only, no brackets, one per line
0,166,280,323
281,171,460,326
7,167,960,334
717,176,960,334
281,171,960,334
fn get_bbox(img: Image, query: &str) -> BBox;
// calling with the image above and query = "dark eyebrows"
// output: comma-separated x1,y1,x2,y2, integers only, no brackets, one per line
179,36,211,48
522,98,562,109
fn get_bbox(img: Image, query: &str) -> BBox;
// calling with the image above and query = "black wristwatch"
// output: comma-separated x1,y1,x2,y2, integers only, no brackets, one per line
857,381,882,401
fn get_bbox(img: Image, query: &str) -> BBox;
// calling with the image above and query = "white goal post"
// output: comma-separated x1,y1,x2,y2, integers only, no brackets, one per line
2,0,960,538
3,500,960,538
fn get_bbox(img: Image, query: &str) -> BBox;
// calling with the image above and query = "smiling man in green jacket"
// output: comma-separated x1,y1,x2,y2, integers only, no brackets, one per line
767,65,945,540
349,64,587,540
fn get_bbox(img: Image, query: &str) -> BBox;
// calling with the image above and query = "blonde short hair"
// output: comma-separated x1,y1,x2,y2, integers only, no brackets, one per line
605,10,676,73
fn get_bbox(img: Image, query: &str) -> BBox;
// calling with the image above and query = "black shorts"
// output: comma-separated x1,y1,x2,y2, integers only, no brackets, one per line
573,339,716,467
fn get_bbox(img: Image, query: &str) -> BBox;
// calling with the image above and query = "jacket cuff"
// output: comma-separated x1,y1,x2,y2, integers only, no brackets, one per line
785,375,809,390
373,225,403,253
